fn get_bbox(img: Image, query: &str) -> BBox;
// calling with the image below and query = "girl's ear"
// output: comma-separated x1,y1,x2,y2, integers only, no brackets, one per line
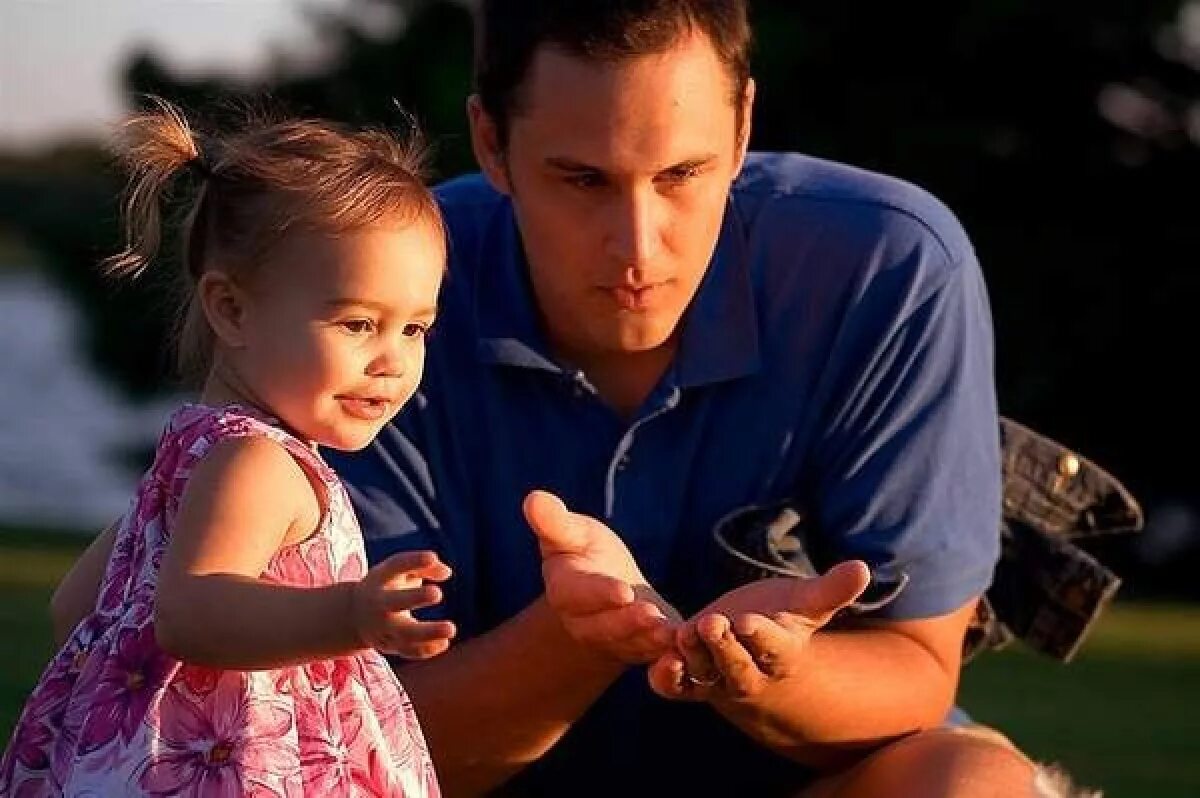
197,271,250,348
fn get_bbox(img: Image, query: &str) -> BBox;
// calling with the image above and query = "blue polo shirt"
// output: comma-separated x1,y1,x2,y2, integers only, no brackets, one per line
327,152,1001,796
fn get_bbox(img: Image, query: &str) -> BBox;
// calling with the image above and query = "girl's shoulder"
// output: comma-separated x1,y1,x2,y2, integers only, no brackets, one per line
152,403,332,537
157,402,321,472
147,403,332,498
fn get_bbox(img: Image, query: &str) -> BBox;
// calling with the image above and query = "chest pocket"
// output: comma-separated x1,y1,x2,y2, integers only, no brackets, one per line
709,417,1143,663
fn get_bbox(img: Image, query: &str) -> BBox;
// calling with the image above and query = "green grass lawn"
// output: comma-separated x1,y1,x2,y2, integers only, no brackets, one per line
2,526,1198,796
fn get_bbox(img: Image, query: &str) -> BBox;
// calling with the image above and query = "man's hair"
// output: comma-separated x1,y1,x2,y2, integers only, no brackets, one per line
474,0,752,146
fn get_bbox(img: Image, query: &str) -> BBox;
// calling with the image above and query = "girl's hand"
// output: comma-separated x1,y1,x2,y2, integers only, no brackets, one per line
351,550,457,659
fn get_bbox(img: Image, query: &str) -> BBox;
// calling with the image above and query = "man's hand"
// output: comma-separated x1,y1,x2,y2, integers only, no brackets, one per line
524,490,679,663
647,560,871,701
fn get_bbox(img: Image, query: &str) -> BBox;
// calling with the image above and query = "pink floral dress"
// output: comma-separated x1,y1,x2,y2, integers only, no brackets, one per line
1,404,441,797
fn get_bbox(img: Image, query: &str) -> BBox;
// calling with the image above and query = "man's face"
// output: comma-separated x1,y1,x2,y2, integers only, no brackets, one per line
474,31,752,362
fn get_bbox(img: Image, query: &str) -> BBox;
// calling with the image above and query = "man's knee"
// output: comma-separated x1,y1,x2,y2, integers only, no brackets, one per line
806,726,1038,798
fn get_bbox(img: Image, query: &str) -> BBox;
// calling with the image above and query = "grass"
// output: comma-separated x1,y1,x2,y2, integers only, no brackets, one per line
959,605,1200,796
0,527,90,736
1,526,1198,796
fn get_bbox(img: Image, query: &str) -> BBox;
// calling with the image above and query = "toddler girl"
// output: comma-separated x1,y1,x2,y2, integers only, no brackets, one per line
1,100,453,797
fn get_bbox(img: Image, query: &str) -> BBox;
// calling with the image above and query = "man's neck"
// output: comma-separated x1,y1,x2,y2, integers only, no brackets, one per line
561,340,678,420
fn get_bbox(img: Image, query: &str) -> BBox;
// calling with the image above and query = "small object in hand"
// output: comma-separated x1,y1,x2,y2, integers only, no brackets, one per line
685,671,721,688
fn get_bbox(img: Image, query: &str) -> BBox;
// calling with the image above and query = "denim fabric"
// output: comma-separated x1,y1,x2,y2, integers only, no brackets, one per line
712,417,1143,662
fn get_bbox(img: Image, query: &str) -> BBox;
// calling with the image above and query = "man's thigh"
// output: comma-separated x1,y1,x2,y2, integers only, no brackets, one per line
798,725,1039,798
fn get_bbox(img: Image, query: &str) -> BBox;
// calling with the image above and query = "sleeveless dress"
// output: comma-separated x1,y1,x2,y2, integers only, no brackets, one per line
0,404,440,797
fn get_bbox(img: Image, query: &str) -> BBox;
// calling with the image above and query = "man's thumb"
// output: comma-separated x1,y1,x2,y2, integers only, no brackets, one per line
524,490,588,556
790,560,871,627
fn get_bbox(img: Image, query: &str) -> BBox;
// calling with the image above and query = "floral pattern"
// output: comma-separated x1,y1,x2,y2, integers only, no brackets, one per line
0,404,439,796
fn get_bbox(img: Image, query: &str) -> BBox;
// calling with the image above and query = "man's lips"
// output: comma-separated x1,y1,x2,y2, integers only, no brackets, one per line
603,283,668,311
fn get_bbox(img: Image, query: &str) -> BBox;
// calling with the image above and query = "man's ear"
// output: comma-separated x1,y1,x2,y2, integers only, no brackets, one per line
733,77,756,176
466,94,513,195
197,271,251,349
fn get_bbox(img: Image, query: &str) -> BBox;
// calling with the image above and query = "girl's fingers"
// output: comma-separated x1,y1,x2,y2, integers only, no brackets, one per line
380,583,443,612
388,618,456,642
371,550,453,584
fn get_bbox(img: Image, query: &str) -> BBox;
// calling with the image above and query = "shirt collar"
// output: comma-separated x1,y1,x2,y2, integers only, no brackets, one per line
475,197,760,388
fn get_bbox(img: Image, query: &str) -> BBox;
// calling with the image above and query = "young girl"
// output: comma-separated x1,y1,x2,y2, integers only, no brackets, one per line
0,101,454,796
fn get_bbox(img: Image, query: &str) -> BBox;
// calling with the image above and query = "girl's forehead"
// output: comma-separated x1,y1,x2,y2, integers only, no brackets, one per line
261,223,444,304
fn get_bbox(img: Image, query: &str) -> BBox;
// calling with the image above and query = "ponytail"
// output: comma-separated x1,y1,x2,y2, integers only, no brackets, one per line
101,97,206,279
100,97,441,386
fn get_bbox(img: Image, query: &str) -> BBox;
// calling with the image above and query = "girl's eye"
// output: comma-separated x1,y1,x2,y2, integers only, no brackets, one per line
401,322,430,338
340,318,376,335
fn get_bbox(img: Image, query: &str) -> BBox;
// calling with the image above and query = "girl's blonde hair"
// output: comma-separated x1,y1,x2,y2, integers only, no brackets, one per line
102,98,444,383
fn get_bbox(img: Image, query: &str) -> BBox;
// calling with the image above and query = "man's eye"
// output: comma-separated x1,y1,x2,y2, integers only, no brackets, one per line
340,319,376,335
660,165,700,184
401,322,430,338
566,172,606,189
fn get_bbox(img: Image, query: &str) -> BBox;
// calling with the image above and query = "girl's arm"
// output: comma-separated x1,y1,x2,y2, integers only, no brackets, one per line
155,435,450,669
50,521,117,645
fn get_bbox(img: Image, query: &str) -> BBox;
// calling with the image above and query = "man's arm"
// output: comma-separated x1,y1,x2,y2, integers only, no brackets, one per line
396,491,677,797
650,581,974,770
398,598,623,796
669,235,997,770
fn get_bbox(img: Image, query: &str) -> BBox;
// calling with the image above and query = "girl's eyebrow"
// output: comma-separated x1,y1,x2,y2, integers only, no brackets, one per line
325,298,388,311
325,298,437,318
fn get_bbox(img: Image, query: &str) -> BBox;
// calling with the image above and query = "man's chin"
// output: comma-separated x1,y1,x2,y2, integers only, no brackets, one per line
605,319,680,354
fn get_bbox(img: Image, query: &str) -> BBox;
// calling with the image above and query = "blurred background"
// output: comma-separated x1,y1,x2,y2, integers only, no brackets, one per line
1,0,1198,794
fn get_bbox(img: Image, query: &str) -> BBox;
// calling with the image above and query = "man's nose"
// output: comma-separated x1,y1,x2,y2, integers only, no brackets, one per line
604,187,663,271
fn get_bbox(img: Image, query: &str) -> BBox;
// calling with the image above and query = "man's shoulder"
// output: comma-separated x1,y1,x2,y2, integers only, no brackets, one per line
431,173,511,291
733,152,973,265
434,172,505,215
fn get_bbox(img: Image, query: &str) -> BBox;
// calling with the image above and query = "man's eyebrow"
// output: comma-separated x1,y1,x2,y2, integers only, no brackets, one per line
545,156,601,172
544,154,720,173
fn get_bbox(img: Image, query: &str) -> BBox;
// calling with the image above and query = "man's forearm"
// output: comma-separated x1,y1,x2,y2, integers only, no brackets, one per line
713,625,959,770
397,596,626,797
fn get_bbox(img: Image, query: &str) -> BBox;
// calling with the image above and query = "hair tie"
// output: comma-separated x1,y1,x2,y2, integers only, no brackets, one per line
187,153,213,181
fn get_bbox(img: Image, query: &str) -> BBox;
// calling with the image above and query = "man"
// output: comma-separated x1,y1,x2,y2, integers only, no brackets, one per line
331,2,1034,795
52,1,1038,795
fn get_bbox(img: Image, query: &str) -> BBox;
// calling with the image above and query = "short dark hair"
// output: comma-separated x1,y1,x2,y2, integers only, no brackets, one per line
475,0,752,146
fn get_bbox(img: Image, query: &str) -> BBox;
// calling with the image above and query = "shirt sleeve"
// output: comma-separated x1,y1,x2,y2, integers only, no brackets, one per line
805,244,1001,620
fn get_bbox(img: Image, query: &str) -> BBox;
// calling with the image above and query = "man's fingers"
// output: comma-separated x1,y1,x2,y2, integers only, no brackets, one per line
698,614,765,698
788,559,871,627
544,567,635,614
524,490,591,556
731,613,796,677
569,602,672,660
676,622,718,685
647,652,696,701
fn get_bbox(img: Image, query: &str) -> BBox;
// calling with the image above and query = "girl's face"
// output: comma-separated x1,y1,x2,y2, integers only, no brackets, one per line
227,217,445,451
